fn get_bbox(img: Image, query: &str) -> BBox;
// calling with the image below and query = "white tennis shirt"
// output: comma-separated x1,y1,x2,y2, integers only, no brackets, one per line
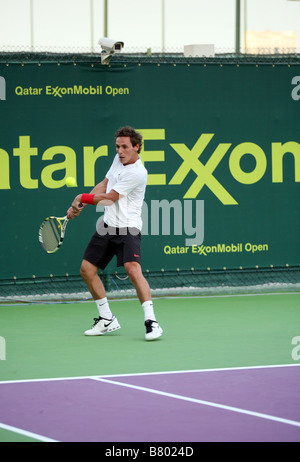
104,154,148,230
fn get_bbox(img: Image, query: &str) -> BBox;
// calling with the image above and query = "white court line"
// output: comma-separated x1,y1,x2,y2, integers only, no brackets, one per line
0,422,58,442
0,363,299,385
0,365,299,440
92,377,300,429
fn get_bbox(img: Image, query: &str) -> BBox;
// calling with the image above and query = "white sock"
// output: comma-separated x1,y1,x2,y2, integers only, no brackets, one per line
142,300,156,322
95,297,113,320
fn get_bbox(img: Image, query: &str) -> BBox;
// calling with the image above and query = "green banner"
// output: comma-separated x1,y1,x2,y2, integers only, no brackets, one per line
0,60,299,279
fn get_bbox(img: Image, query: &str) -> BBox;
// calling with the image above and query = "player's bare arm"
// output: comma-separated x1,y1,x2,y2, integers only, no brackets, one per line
67,179,118,219
89,177,108,195
71,189,120,213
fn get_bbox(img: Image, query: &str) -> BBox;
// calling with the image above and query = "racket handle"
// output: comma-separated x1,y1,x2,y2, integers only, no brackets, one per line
67,203,83,219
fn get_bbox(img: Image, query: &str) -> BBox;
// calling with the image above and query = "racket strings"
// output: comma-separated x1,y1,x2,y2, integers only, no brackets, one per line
40,218,62,252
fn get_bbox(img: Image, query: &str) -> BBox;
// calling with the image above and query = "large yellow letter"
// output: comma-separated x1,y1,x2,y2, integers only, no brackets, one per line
138,129,166,185
83,145,108,186
169,134,236,204
272,142,300,182
13,136,38,189
0,148,10,189
229,142,267,184
41,146,77,189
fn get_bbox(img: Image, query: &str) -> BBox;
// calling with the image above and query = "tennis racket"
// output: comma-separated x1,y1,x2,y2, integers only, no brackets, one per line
39,203,83,253
38,215,69,253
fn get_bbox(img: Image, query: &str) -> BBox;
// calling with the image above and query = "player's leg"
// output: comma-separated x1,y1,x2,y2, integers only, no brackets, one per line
124,261,163,341
80,259,121,336
123,261,151,303
80,227,121,336
80,259,106,300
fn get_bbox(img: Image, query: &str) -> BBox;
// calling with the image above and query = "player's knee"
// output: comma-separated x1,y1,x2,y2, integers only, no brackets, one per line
124,262,141,282
80,260,94,281
80,263,87,280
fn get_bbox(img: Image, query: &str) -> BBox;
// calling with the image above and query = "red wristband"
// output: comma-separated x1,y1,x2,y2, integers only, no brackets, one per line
81,193,95,205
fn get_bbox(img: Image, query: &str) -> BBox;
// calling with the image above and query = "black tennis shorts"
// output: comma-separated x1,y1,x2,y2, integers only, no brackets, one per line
83,221,142,270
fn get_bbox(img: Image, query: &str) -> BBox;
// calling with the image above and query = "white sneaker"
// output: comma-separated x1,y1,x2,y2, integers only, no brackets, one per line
84,316,121,336
145,319,163,341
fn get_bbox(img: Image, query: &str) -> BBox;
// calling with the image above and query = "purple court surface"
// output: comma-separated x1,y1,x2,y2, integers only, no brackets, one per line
0,364,299,442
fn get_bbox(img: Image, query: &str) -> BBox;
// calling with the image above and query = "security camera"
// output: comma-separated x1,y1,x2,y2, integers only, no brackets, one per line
98,37,124,53
98,37,124,65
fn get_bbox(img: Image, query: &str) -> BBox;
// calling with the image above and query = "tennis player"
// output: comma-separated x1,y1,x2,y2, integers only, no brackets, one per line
67,126,163,341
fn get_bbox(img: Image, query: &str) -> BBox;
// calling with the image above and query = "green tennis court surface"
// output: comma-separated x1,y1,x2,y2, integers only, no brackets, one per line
0,293,299,381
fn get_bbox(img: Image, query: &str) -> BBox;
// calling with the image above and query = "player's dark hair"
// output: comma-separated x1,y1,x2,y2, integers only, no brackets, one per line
114,126,143,153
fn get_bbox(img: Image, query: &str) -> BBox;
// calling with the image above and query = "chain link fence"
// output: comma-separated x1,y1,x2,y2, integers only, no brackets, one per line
1,267,300,304
0,43,299,55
